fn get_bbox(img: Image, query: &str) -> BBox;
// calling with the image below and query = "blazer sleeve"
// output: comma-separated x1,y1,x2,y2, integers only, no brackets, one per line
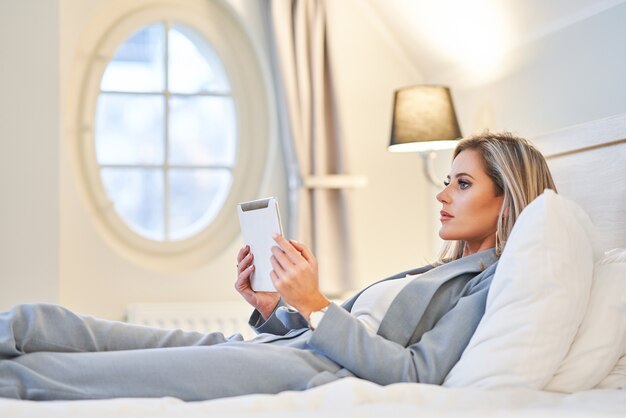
307,266,495,385
248,299,309,335
248,264,436,336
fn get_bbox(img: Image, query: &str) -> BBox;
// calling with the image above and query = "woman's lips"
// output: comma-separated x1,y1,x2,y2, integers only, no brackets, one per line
440,211,454,222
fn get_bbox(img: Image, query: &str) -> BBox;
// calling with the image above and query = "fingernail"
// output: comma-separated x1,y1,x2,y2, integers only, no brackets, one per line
272,233,279,239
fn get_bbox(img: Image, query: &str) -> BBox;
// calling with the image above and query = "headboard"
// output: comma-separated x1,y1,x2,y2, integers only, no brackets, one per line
531,114,626,252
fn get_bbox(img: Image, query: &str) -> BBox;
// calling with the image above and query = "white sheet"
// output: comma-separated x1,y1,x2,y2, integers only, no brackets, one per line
1,378,624,418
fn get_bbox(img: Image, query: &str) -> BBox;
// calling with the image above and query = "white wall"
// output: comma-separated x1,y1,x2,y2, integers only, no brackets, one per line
435,2,626,137
0,1,61,310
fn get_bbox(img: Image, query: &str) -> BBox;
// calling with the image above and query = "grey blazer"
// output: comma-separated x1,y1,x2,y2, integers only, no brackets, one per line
249,249,499,386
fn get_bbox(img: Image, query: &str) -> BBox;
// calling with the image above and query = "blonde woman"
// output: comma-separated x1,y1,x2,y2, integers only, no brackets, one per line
0,132,556,401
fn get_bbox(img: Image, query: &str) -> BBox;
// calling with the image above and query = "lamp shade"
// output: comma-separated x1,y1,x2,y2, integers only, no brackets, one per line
389,85,462,152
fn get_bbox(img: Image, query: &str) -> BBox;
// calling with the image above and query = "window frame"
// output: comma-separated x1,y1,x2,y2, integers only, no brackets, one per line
71,1,271,270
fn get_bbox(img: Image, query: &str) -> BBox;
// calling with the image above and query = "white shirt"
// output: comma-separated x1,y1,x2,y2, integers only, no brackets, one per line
350,272,423,334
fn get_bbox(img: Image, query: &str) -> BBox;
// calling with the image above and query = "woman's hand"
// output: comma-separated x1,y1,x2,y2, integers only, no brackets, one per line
270,234,330,321
235,245,280,320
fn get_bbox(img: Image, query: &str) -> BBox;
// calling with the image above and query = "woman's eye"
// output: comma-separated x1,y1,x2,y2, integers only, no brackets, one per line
459,180,470,190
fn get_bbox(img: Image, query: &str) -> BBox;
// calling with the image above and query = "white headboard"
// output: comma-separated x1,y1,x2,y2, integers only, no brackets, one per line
531,114,626,252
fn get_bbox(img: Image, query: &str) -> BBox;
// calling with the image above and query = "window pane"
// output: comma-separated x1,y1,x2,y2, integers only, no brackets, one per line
95,93,164,165
168,24,230,94
168,96,236,165
101,24,165,93
101,168,164,240
169,169,232,240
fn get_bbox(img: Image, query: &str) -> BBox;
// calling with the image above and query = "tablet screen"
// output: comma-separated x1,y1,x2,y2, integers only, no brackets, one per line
237,197,283,292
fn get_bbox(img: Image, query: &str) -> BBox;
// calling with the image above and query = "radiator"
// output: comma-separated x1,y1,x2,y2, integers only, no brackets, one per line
125,301,256,340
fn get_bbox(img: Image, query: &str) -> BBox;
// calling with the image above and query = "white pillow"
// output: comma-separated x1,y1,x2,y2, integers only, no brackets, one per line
596,354,626,390
545,248,626,392
444,189,595,389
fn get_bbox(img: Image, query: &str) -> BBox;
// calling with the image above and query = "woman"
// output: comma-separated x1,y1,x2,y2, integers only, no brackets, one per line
0,132,556,401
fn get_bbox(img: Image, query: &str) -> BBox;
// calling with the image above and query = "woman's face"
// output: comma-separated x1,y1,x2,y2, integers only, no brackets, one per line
436,149,504,255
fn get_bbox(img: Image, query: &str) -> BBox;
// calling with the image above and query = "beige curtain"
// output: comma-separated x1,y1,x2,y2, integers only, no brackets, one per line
267,0,352,294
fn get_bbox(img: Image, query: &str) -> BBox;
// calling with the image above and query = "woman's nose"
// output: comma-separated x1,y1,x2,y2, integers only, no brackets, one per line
436,188,449,203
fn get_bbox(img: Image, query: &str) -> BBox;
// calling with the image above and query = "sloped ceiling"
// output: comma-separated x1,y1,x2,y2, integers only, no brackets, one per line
364,0,626,80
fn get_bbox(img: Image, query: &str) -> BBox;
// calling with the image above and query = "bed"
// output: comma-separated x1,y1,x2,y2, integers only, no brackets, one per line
1,115,625,416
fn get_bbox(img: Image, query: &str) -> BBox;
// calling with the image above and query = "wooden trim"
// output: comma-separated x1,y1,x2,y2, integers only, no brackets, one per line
544,138,626,159
532,113,626,157
303,175,368,189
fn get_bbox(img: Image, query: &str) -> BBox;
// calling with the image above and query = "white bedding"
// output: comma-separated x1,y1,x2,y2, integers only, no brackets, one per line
0,378,624,417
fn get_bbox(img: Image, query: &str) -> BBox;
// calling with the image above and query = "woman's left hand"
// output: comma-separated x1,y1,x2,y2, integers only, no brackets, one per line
269,234,330,320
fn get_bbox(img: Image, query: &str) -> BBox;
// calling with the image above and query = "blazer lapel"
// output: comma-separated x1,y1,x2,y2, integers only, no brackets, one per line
340,264,435,312
377,249,497,345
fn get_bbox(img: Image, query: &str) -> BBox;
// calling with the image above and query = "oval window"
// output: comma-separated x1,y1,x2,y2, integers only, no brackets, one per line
95,22,237,242
70,1,272,271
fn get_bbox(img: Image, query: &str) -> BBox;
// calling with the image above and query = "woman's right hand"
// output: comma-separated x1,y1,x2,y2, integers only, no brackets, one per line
235,245,280,320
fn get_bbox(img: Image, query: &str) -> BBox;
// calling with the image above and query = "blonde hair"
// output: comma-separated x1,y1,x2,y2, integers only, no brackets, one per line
438,131,556,261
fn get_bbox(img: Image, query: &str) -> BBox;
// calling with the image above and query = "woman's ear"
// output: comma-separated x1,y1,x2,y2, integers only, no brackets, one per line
501,205,509,219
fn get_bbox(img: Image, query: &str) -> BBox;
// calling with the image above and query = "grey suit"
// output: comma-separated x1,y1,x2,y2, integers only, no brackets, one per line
0,249,497,401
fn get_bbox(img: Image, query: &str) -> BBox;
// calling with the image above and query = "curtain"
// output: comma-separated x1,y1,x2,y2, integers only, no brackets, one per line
264,0,353,294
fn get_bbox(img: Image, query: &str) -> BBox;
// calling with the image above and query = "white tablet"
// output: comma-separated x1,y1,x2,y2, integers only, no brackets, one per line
237,197,284,292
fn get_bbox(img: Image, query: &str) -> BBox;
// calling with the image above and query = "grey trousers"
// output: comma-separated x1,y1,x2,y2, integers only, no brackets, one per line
0,303,341,401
